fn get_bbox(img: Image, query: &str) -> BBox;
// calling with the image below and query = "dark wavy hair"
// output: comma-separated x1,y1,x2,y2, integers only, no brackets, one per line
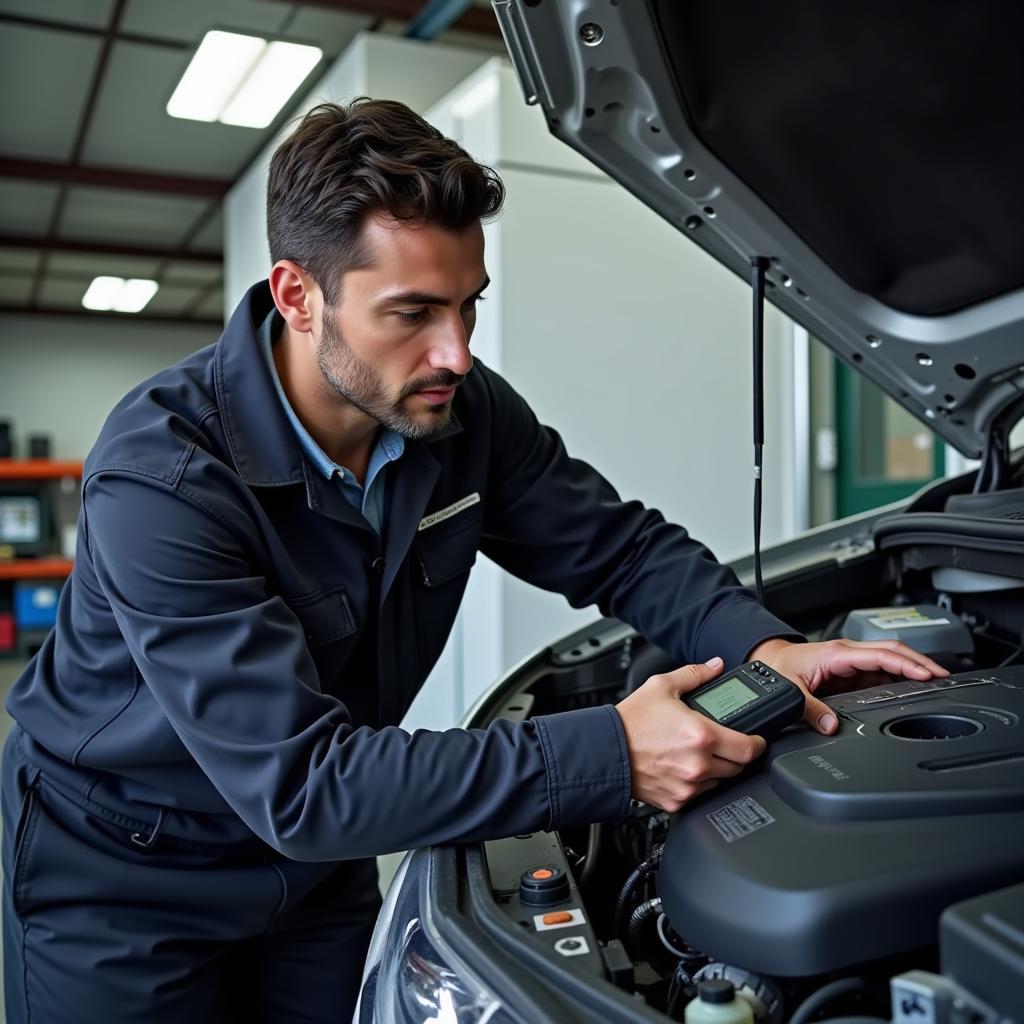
266,98,505,303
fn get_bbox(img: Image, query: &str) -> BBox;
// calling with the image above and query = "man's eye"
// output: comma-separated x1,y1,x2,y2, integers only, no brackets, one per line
396,309,428,324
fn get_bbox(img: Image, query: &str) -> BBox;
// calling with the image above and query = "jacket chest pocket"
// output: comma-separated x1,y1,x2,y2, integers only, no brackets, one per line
286,587,357,647
414,507,481,587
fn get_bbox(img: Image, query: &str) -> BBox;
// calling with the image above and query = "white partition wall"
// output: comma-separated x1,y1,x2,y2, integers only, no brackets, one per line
400,61,804,731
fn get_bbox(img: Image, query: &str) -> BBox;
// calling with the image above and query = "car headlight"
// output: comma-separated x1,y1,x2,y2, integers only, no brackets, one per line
356,850,516,1024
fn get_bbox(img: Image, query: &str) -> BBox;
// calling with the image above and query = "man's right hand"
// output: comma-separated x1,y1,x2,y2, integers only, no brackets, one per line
614,657,767,812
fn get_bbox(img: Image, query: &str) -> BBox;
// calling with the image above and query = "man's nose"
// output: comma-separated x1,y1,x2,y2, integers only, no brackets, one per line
428,317,473,375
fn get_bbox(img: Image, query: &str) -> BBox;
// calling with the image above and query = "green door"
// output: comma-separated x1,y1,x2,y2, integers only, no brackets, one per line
835,362,945,518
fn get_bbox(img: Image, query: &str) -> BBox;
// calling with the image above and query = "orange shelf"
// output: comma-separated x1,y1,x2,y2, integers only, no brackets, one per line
0,460,83,480
0,559,74,580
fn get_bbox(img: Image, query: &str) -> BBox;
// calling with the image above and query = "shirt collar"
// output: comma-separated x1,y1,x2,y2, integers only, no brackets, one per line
257,309,405,483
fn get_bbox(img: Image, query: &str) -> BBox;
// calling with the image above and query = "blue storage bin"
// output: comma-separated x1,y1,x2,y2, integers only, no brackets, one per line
14,582,61,630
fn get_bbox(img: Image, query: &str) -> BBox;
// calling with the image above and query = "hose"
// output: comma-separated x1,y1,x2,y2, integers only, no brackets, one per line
578,823,602,887
626,897,662,954
788,977,870,1024
613,842,664,936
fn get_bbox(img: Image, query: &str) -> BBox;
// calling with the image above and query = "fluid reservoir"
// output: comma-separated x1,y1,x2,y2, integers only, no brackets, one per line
839,604,973,666
684,980,754,1024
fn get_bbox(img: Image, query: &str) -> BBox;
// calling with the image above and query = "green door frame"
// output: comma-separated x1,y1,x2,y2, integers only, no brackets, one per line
835,362,945,518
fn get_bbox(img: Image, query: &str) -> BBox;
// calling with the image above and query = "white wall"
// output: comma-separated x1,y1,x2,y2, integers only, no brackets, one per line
0,314,212,460
224,33,492,313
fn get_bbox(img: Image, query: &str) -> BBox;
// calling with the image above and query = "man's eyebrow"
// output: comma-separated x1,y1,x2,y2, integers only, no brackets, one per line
379,276,490,307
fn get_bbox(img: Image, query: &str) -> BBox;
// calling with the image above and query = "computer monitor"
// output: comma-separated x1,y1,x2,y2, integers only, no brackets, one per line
0,488,51,557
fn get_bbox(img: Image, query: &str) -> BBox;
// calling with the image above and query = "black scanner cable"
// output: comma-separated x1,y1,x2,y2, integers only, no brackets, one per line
751,257,769,605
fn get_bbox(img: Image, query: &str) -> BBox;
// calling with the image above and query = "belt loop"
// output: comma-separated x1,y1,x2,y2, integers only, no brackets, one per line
130,808,167,849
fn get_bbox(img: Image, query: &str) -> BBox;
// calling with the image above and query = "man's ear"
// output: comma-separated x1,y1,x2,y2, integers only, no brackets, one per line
269,260,319,333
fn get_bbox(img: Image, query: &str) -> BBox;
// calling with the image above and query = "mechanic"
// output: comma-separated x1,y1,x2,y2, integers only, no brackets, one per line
1,99,946,1023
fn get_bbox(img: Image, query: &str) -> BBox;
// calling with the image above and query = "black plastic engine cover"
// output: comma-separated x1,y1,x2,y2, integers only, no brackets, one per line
660,667,1024,977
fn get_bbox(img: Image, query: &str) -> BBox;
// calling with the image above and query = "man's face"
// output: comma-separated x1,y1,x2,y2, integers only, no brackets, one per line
316,215,488,439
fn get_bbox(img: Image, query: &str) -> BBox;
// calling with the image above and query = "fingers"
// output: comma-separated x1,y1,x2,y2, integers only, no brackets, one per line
655,756,752,813
867,640,948,677
657,779,719,814
800,688,838,735
826,643,944,681
658,656,725,697
705,718,767,764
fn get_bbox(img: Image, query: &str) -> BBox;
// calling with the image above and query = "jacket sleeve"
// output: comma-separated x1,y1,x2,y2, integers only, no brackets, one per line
83,471,631,861
477,367,802,668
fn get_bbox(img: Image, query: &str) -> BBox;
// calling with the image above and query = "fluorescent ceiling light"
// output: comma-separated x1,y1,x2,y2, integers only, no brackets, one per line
81,276,125,311
220,41,322,129
113,279,160,313
81,277,159,314
167,31,266,123
167,31,321,128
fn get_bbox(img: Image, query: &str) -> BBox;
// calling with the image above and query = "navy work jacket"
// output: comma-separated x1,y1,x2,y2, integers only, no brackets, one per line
7,282,798,861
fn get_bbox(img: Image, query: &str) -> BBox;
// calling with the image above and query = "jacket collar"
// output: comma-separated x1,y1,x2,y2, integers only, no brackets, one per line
214,281,305,488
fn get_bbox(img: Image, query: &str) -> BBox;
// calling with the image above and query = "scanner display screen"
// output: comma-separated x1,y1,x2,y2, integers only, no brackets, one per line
694,676,759,721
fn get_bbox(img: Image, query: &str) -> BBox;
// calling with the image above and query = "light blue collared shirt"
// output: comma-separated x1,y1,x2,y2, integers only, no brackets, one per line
258,312,405,535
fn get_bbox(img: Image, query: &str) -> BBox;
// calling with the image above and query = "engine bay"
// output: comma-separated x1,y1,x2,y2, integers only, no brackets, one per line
481,469,1024,1022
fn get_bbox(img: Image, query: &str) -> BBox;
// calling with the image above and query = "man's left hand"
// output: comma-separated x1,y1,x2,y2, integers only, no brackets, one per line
747,637,949,736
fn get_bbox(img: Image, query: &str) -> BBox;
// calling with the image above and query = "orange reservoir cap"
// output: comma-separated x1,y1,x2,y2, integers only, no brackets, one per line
542,912,574,925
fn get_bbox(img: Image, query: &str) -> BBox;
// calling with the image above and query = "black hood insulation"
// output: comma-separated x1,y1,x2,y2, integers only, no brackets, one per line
652,0,1024,315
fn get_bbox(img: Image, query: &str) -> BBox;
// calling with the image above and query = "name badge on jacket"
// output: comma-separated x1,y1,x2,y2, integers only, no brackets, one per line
418,493,481,532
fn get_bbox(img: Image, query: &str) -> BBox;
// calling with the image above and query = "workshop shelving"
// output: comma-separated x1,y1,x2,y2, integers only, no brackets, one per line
0,460,82,657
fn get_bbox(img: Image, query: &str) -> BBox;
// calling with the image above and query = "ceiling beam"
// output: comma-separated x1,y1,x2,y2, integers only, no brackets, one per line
0,12,190,50
0,158,231,199
0,305,223,328
406,0,476,40
26,0,131,309
294,0,500,36
0,235,221,265
70,0,127,167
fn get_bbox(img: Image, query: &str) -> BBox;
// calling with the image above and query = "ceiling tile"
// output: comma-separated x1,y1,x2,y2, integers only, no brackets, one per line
60,186,209,248
285,8,371,55
0,181,61,237
0,248,42,272
0,25,102,161
49,252,162,279
0,0,113,29
38,275,93,310
0,274,34,305
121,0,292,45
143,282,202,315
188,207,224,252
81,41,273,177
163,261,221,285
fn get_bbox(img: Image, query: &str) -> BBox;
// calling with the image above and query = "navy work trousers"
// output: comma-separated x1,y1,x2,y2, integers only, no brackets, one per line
2,729,381,1023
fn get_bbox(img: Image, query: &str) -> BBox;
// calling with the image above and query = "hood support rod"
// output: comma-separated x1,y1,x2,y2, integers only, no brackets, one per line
751,256,769,605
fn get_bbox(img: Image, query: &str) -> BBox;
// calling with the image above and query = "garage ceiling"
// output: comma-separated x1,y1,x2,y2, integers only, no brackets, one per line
0,0,502,325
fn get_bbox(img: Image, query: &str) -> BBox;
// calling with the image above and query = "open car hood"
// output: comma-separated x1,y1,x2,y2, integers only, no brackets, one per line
494,0,1024,458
